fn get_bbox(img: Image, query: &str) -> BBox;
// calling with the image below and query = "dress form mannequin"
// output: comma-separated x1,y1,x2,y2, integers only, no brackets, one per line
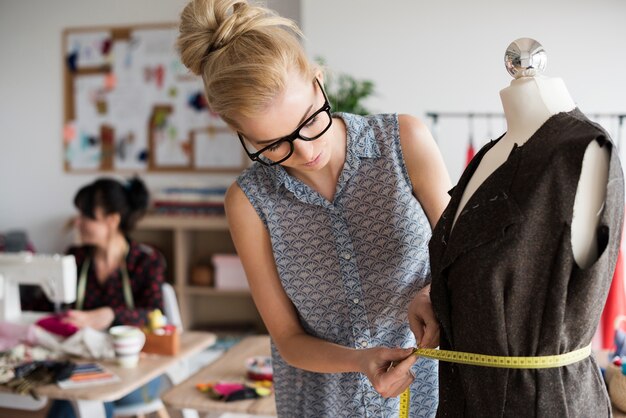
452,38,610,268
428,38,623,417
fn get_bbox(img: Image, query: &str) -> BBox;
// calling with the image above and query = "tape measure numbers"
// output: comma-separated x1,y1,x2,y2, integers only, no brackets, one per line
399,388,410,418
397,344,591,418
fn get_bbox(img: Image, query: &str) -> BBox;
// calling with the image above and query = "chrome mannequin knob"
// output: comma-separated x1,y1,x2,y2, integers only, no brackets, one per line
504,38,547,78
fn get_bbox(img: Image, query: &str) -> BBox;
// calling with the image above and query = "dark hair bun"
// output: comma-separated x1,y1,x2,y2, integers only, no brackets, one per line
73,176,150,234
126,176,149,212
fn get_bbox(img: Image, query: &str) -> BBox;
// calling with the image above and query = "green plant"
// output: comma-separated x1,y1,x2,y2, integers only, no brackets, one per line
316,57,375,116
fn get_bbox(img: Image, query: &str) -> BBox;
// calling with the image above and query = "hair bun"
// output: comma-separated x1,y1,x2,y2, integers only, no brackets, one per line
178,0,291,75
125,176,149,212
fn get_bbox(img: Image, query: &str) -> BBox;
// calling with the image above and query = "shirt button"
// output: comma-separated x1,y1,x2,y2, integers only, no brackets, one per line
341,253,351,260
361,341,368,348
353,298,359,304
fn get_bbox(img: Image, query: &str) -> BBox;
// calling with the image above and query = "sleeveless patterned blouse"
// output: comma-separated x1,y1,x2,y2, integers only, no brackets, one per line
237,113,438,418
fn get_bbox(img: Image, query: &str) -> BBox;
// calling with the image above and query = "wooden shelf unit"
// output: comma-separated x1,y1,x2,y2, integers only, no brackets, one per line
131,214,264,331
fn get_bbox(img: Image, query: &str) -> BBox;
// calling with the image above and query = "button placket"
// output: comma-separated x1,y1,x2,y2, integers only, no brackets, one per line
330,210,371,349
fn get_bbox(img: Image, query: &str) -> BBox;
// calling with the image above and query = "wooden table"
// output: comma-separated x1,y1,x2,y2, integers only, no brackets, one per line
162,335,276,416
0,331,216,418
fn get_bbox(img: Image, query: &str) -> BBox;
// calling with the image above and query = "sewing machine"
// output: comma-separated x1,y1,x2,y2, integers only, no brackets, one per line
0,252,76,324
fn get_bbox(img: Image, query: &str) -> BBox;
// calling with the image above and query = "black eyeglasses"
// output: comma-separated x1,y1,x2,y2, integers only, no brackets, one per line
237,78,332,166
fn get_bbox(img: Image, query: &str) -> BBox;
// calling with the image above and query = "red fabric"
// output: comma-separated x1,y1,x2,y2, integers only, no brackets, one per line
600,227,626,350
466,141,475,167
36,314,79,337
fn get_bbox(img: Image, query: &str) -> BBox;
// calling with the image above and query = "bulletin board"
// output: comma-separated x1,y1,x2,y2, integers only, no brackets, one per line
62,23,247,173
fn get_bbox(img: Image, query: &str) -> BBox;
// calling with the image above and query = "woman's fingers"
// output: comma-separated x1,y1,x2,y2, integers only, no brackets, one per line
408,287,440,349
408,313,425,347
379,350,417,397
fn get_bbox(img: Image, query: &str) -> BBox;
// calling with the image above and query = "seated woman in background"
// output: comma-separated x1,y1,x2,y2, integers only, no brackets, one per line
26,176,165,328
63,176,165,330
25,176,166,418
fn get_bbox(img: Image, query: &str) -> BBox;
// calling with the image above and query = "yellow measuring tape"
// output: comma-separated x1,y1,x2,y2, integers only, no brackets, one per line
398,344,591,418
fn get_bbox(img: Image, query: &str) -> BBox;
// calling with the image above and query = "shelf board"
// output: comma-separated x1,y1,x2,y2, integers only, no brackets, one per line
137,214,229,231
185,286,251,296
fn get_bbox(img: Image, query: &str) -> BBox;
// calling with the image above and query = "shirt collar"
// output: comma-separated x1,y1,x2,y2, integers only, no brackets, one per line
267,112,381,193
340,112,380,159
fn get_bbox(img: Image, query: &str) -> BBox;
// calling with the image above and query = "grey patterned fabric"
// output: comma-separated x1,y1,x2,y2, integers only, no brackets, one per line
237,113,438,418
429,108,624,417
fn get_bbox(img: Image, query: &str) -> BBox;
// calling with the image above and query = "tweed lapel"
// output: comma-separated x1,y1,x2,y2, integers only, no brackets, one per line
429,134,524,347
429,136,501,276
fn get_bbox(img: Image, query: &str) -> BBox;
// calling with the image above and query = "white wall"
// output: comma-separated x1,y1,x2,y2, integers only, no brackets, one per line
1,0,625,253
0,0,299,253
302,0,626,181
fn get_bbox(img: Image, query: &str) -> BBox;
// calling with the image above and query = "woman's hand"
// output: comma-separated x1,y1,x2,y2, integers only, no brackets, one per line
359,347,416,398
63,307,115,330
408,284,440,349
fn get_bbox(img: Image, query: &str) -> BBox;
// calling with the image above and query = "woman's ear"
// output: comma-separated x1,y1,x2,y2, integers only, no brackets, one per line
316,71,325,85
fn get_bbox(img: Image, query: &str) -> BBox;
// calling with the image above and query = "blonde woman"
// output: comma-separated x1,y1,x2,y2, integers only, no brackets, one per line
178,1,450,416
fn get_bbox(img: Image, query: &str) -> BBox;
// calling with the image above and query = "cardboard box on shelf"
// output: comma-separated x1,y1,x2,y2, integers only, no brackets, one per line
211,254,248,290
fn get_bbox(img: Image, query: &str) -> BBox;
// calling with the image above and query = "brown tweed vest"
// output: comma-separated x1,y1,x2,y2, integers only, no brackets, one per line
429,108,624,417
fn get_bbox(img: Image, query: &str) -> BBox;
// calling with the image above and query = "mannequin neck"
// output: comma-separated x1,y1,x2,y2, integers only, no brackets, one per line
499,76,576,145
